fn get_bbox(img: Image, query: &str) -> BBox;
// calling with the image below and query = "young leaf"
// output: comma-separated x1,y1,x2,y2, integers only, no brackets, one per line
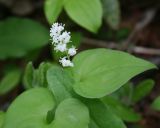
38,62,53,87
23,62,34,89
0,18,49,59
23,62,53,89
64,0,103,33
132,79,155,103
47,66,74,104
49,98,90,128
3,88,56,128
151,96,160,111
71,48,156,98
101,96,141,122
102,0,121,29
44,0,64,24
0,69,21,95
82,99,126,128
0,111,5,128
111,82,134,106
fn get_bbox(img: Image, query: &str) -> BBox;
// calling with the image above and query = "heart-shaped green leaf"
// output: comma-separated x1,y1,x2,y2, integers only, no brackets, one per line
72,48,156,98
0,18,49,59
3,88,90,128
3,88,56,128
49,98,90,128
64,0,103,33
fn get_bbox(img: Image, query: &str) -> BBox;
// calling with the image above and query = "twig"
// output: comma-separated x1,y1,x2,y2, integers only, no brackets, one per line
82,37,160,56
122,9,157,50
135,9,156,31
131,47,160,55
82,9,159,56
82,37,119,49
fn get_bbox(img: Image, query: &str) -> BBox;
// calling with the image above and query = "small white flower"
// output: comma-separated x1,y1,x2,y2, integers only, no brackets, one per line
54,43,67,52
59,57,74,67
50,22,78,67
50,23,64,38
58,31,71,44
52,35,59,44
68,47,77,56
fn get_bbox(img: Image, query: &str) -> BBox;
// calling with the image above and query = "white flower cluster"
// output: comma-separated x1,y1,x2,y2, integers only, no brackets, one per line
50,23,77,67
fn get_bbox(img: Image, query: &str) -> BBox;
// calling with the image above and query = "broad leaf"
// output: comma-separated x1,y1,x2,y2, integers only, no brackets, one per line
151,96,160,111
3,89,89,128
101,96,141,122
0,18,49,59
3,88,56,128
102,0,120,29
44,0,64,24
0,111,5,128
64,0,103,33
132,79,155,103
49,98,90,128
82,99,126,128
72,48,156,98
0,69,21,95
47,66,74,104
